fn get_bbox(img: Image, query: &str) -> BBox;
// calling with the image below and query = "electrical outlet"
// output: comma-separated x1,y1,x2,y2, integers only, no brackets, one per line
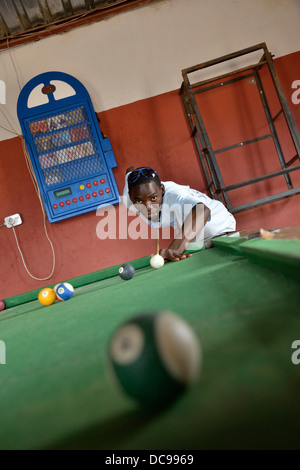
5,214,22,228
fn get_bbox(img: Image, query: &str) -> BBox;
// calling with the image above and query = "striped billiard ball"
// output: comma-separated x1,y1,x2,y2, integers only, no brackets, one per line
55,282,74,301
108,311,201,408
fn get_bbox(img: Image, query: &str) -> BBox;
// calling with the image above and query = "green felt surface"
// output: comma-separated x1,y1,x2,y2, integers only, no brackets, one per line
0,242,300,450
3,256,152,309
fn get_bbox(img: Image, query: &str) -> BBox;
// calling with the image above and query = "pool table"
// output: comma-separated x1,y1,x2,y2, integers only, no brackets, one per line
1,228,300,450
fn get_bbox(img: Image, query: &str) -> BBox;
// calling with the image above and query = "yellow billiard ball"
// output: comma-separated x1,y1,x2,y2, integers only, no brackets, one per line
38,288,56,306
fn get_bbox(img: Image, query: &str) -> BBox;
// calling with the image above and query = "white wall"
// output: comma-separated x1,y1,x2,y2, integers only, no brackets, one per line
0,0,299,141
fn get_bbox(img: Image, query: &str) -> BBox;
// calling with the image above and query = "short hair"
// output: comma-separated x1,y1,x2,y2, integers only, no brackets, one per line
128,167,161,193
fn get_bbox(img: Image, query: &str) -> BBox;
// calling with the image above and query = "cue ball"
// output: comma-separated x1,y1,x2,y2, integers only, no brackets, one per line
0,300,5,311
55,282,74,301
150,254,164,269
38,288,56,306
108,311,201,407
118,263,135,280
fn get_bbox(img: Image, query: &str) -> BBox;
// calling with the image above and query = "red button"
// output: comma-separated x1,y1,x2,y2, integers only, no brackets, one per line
86,183,92,188
66,200,71,205
92,192,97,197
79,196,84,201
99,190,104,195
73,198,78,203
93,181,98,186
105,188,111,193
53,204,58,209
59,202,64,207
100,178,105,184
86,194,91,199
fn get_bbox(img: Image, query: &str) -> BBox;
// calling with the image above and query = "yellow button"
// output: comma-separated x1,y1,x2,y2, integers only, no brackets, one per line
79,185,85,190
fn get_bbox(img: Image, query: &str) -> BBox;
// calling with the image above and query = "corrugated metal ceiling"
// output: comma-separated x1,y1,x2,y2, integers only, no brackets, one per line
0,0,154,48
0,0,116,35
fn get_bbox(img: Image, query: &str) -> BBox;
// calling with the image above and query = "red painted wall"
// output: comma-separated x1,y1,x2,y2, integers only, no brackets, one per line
1,52,299,299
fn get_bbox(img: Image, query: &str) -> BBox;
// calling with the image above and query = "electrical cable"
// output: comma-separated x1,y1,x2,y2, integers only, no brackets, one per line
6,37,22,91
0,38,56,280
18,137,56,280
0,108,20,136
12,224,55,281
0,37,22,136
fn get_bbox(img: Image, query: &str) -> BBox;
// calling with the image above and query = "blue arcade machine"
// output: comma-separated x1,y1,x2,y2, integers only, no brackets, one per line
17,71,120,223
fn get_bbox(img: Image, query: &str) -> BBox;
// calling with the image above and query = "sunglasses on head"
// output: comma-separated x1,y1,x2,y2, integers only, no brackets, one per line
127,167,158,184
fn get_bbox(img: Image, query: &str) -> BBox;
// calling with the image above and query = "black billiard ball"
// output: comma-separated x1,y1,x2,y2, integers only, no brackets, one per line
108,311,201,407
118,263,135,280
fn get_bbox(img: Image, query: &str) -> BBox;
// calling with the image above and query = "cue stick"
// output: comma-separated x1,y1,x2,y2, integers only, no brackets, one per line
156,228,160,255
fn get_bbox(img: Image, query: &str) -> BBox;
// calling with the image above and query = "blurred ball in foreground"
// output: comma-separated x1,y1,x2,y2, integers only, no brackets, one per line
108,311,201,407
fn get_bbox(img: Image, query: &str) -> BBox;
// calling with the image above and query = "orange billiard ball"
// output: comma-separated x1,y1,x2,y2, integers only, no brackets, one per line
38,288,56,306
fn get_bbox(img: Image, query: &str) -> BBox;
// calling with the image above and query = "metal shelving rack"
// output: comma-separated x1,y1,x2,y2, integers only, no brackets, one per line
180,43,300,213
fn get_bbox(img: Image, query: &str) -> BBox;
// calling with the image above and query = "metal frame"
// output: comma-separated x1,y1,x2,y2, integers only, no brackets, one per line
180,43,300,214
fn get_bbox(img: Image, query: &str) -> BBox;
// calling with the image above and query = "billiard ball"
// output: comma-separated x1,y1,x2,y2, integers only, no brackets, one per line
0,300,5,311
38,288,56,306
150,254,164,269
108,311,201,407
118,263,135,280
55,282,74,301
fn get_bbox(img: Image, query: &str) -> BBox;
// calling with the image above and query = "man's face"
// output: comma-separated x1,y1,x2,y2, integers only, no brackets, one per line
129,181,165,221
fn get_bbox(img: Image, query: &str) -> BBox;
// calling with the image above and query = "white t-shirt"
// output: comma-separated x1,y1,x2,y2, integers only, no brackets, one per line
123,175,236,241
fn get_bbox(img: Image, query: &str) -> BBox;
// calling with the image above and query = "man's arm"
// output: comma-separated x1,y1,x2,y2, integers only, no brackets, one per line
160,203,211,261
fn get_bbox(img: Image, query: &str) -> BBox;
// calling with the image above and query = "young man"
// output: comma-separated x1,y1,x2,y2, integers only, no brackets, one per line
123,166,236,262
